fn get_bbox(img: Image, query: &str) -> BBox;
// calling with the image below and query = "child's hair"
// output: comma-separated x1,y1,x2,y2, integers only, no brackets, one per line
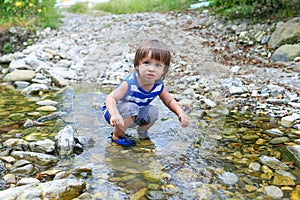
134,39,171,80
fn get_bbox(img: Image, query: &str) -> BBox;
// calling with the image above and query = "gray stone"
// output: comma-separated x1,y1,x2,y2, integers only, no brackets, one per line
55,125,75,156
268,17,300,48
259,155,289,170
3,70,35,82
263,185,283,199
0,179,86,200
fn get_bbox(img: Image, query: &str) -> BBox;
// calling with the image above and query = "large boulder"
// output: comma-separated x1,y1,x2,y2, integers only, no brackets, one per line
268,17,300,49
0,179,86,200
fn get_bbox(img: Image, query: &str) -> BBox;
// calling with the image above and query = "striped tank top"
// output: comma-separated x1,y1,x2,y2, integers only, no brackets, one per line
119,72,164,107
102,72,164,120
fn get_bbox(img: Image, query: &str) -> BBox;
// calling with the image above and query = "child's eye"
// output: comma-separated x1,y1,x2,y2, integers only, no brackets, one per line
143,61,150,65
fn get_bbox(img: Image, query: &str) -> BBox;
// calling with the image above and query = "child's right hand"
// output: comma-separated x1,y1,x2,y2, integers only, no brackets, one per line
110,114,124,127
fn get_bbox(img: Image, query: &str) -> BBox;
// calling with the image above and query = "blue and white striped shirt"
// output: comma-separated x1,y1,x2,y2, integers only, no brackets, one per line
119,72,164,107
102,72,164,121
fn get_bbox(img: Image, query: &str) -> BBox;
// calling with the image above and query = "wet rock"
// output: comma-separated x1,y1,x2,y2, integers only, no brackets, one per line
36,105,57,112
219,172,238,185
55,125,75,156
249,162,261,171
142,160,171,182
263,185,283,199
259,155,289,170
23,119,34,128
290,185,300,200
281,114,300,127
48,71,68,87
11,151,59,166
130,188,147,200
29,139,55,153
21,83,49,96
3,138,29,148
36,99,58,106
272,174,295,186
0,179,86,200
265,129,284,137
269,137,289,144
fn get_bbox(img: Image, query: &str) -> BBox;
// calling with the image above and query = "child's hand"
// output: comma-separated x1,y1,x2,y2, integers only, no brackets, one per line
178,113,190,128
110,114,124,127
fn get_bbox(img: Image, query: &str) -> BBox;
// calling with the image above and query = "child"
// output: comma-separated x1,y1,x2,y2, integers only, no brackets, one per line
102,39,190,146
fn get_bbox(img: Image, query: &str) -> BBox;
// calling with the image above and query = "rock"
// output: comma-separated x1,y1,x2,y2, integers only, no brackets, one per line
12,163,35,174
3,70,35,82
3,138,29,147
263,185,283,199
273,174,295,186
130,188,147,200
219,172,238,185
21,83,49,95
265,129,284,137
55,125,75,156
281,114,300,127
8,59,31,71
36,105,57,112
48,71,68,87
0,179,86,200
269,137,289,144
3,174,16,184
268,17,300,48
249,162,261,171
36,99,58,106
271,44,300,62
290,185,300,200
259,155,289,170
16,177,40,186
11,151,59,166
29,139,56,153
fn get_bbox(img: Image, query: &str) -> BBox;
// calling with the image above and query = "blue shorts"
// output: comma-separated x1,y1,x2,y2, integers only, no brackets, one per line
102,102,159,125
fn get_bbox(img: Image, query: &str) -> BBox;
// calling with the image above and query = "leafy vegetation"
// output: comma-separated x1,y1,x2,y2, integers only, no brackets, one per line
0,0,61,29
209,0,300,20
93,0,199,14
66,2,89,14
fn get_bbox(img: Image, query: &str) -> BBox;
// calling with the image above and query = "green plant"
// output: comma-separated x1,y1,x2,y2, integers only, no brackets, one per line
210,0,300,20
3,42,13,54
1,0,61,29
93,0,199,14
67,3,89,14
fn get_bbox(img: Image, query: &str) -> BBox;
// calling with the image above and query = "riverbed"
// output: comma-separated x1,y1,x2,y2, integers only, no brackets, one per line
0,10,300,199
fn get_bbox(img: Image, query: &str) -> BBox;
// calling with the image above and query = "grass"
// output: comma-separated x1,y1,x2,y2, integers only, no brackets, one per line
93,0,199,14
66,3,89,14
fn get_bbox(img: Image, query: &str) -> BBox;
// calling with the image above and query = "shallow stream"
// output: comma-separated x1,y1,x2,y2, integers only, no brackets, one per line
1,82,299,199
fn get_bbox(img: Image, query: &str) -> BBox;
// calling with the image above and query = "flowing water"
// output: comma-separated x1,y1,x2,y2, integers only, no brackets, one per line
1,82,299,199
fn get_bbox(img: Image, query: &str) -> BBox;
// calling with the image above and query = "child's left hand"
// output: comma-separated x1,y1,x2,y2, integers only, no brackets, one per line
178,113,190,128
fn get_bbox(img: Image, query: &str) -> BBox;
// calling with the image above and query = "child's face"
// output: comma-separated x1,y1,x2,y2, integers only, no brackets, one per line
136,53,165,83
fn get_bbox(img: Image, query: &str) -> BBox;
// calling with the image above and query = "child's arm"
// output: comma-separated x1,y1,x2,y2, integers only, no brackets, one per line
105,82,128,127
159,87,190,127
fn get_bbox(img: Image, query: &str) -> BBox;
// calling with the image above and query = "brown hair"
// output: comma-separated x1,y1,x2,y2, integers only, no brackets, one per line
134,39,171,80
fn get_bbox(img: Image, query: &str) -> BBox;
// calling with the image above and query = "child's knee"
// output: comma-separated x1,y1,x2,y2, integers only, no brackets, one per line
149,106,159,122
117,102,139,118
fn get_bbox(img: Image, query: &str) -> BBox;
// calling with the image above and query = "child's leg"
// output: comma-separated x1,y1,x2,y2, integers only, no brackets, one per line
112,102,139,140
112,116,135,140
135,105,159,135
